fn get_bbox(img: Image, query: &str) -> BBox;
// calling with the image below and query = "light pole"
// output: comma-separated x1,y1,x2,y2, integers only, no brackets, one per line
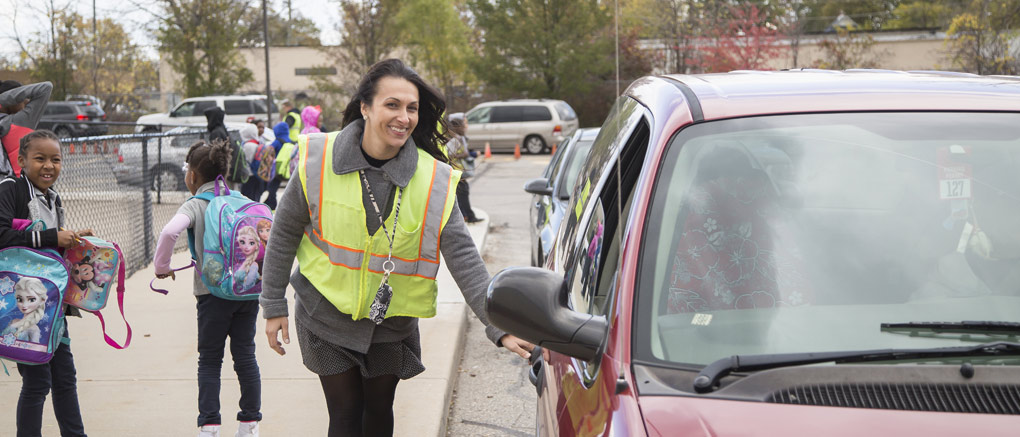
263,0,273,123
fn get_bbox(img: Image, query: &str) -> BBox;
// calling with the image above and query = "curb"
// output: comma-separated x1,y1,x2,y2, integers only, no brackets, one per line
0,209,491,436
393,208,490,437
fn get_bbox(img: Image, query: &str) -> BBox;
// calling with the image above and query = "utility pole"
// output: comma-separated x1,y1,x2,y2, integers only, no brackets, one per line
263,0,273,123
286,0,292,46
93,0,98,102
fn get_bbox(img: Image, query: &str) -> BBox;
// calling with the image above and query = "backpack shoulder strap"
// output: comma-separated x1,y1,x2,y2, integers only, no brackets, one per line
185,192,215,259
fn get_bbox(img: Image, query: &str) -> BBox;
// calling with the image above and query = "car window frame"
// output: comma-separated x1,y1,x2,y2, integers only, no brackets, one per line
170,101,197,118
560,97,650,387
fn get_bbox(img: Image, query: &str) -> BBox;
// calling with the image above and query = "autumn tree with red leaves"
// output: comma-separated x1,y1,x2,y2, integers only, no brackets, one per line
697,3,785,73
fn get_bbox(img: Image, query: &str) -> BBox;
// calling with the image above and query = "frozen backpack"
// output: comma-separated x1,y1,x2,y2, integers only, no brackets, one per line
0,221,69,365
63,236,131,349
251,141,277,183
187,176,273,300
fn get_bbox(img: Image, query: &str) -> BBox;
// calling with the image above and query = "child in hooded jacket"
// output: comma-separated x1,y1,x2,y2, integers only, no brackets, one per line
263,122,292,210
300,105,321,134
153,140,263,437
237,124,265,202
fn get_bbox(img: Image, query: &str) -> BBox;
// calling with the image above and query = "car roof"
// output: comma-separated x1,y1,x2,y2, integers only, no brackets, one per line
474,99,564,107
632,70,1020,122
576,127,600,140
180,95,267,101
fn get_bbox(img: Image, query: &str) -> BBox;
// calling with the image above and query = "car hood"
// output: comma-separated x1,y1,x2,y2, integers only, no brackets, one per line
639,396,1018,436
136,113,167,123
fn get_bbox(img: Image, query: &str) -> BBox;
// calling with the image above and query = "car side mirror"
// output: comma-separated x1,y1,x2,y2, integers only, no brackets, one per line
486,266,607,362
524,178,553,196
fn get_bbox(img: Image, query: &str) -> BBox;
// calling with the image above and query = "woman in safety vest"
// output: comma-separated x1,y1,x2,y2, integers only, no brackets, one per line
260,59,533,436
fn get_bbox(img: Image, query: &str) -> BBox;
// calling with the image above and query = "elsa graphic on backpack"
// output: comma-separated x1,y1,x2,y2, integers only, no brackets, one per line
1,277,48,344
233,225,261,293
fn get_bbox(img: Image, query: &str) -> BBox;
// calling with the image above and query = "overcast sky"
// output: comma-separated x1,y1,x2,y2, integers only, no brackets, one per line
0,0,341,61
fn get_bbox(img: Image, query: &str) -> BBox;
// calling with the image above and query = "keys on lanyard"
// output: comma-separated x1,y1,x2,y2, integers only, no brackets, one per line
360,170,402,324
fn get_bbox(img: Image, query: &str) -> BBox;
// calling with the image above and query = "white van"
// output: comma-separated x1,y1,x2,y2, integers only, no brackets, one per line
465,99,579,154
135,95,276,133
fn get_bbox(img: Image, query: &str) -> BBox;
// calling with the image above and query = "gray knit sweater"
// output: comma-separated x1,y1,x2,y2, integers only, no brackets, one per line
259,120,506,353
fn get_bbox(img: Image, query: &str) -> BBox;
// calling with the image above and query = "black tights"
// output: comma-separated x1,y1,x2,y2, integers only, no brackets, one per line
319,368,400,437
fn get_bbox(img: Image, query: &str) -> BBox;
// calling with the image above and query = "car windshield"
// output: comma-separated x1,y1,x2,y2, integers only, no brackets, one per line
636,112,1020,367
555,102,577,121
556,139,595,199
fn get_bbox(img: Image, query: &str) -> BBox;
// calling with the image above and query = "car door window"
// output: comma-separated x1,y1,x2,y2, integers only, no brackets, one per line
467,107,491,124
44,106,56,116
55,106,74,115
224,100,252,115
521,106,552,122
192,100,216,116
171,102,196,117
490,106,522,123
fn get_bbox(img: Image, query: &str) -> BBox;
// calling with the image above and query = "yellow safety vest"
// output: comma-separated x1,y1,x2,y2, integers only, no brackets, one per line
296,132,461,320
276,141,297,179
285,111,302,143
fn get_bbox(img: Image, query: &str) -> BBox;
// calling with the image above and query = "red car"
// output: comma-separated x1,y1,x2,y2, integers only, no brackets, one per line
487,70,1020,436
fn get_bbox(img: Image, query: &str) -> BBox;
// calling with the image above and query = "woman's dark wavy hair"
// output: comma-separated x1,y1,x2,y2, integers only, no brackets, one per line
342,59,450,164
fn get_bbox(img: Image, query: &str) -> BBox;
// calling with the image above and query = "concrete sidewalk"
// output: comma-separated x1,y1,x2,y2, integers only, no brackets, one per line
0,211,489,436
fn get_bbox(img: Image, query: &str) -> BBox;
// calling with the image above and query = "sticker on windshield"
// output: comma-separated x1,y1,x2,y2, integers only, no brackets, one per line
937,145,972,200
691,313,713,326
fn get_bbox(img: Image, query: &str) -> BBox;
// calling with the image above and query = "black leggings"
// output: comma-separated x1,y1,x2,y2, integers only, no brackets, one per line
319,368,400,437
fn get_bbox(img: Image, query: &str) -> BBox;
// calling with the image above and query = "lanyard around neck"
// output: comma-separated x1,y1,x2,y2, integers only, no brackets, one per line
359,170,402,269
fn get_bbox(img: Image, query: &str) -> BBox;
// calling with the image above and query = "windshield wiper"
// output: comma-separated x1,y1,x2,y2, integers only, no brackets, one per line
881,321,1020,334
693,341,1020,394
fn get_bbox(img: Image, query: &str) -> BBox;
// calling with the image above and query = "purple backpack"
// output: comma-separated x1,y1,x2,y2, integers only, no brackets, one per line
0,220,70,366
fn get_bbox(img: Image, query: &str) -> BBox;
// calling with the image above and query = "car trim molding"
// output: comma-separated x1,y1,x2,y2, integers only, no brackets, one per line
661,77,704,123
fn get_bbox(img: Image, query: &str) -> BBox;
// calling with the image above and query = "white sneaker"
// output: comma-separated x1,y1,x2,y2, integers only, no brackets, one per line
198,425,220,437
235,421,259,437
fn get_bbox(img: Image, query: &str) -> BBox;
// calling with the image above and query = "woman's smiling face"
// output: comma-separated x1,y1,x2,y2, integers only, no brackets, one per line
360,76,419,155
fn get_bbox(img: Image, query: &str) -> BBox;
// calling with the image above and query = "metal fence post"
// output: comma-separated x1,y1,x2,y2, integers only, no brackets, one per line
157,133,163,204
141,136,154,262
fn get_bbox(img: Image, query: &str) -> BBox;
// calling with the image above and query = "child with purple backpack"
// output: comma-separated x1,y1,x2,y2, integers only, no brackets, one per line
152,140,263,437
0,130,93,437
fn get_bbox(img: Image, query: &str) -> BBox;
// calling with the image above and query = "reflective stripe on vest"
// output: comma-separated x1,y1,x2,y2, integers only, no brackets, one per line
296,132,461,320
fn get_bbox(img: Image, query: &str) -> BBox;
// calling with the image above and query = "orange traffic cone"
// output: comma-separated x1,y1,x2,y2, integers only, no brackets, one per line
484,142,492,159
551,143,557,155
514,143,521,160
69,143,75,154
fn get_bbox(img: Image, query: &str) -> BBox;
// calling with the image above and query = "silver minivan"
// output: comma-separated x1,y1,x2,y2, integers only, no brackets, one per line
465,99,579,154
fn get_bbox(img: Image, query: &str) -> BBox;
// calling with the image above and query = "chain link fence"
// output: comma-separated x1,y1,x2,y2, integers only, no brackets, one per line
55,128,239,277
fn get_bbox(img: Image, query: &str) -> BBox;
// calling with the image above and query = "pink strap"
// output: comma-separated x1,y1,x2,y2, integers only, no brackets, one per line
94,243,131,349
148,261,196,295
11,218,32,230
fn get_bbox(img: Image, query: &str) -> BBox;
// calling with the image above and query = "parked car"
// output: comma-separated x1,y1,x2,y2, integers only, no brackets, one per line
38,101,108,138
135,95,277,133
525,128,599,267
487,70,1020,436
465,99,578,154
112,126,242,191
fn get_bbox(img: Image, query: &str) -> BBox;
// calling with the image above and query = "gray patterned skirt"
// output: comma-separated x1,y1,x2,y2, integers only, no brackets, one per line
295,319,425,380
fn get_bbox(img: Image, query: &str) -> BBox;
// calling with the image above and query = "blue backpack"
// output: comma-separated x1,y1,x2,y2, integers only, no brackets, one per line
0,241,69,366
187,176,273,300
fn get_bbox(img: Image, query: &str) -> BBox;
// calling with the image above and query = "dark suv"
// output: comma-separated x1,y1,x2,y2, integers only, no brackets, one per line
38,101,108,138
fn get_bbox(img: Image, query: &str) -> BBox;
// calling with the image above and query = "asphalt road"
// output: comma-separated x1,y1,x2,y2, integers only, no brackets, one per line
446,154,551,436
